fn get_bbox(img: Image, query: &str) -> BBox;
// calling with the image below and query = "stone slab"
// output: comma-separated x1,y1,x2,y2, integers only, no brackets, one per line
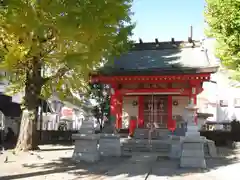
99,139,120,144
100,133,120,139
74,140,98,153
134,128,169,140
180,157,206,168
72,134,100,140
72,129,100,163
79,129,95,134
183,136,206,143
169,135,184,141
99,137,121,157
185,132,200,137
180,135,206,168
182,142,204,149
182,149,205,158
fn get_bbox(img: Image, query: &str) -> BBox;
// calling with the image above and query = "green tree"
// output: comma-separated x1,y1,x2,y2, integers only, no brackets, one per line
0,0,134,151
205,0,240,77
89,83,110,132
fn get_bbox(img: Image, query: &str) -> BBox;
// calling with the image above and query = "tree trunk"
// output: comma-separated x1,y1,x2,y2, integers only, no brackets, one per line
15,109,39,151
15,59,43,152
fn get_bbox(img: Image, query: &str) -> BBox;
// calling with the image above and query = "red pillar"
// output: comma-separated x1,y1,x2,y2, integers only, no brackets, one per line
110,85,118,128
110,92,117,116
167,95,175,132
138,96,144,128
116,93,122,129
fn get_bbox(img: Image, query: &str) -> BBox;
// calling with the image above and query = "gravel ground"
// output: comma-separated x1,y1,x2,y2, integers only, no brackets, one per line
0,145,240,180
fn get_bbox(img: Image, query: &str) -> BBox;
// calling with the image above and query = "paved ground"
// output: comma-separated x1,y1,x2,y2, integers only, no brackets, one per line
0,145,240,180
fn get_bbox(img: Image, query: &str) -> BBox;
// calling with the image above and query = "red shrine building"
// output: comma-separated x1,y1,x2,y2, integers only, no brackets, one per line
90,40,218,135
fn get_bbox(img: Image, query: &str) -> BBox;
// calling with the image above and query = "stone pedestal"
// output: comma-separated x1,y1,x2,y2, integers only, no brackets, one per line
99,134,121,157
72,120,100,163
180,104,206,168
72,134,100,162
180,137,206,168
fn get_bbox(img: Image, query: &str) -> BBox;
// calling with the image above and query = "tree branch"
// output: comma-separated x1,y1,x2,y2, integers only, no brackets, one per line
43,66,70,83
40,44,57,59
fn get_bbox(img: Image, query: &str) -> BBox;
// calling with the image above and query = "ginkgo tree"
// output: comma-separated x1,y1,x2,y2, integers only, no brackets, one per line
205,0,240,78
0,0,134,151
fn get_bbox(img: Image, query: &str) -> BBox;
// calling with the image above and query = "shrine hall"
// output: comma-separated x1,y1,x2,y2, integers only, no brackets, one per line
90,39,218,136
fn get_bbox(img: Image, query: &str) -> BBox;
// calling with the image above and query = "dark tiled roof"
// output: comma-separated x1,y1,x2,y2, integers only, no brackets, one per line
96,41,218,76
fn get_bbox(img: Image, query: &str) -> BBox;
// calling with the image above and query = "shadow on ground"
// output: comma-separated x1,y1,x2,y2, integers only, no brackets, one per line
1,146,240,180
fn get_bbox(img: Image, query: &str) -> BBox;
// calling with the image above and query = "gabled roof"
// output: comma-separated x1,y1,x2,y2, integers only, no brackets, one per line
95,41,218,76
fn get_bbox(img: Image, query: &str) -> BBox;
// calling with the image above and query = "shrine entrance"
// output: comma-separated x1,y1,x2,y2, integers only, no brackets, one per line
143,95,168,128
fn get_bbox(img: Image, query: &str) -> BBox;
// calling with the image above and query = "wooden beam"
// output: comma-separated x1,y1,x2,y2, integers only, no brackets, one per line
118,88,191,95
90,74,211,84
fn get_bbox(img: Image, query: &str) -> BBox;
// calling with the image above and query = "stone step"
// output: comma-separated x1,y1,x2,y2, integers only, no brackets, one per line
121,144,170,154
121,144,170,148
122,144,170,148
134,128,170,140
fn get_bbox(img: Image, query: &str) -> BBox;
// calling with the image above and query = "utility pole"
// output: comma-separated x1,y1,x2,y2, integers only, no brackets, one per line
188,25,193,43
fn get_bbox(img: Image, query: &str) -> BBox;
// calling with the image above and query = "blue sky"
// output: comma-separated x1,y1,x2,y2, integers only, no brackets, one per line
131,0,205,42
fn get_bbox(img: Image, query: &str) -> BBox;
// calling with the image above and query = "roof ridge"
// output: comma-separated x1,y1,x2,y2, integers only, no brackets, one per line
131,40,201,51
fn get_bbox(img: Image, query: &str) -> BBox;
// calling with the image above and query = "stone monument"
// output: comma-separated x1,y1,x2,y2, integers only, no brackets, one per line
72,120,100,163
180,102,206,168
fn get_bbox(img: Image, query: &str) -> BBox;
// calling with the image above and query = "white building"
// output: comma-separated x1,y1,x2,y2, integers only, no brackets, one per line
198,38,240,122
0,71,94,134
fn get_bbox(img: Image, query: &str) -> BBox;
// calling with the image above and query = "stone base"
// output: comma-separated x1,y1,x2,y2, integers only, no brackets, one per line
180,137,206,168
72,134,100,163
180,157,206,168
99,134,121,157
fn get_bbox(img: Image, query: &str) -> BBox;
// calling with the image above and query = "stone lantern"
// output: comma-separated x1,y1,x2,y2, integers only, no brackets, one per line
180,100,206,168
184,101,200,137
